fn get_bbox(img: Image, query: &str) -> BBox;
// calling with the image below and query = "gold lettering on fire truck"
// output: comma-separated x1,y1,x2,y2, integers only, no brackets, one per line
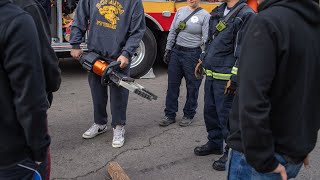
96,0,124,29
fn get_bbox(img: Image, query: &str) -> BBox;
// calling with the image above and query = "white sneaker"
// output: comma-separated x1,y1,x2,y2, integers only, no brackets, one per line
82,123,107,139
112,125,125,148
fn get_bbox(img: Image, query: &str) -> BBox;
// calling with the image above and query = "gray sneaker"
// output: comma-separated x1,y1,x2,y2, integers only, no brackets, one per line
159,116,176,126
179,116,194,127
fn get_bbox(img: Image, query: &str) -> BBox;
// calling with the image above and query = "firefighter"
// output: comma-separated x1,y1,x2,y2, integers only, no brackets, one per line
159,0,210,127
70,0,145,148
193,0,255,171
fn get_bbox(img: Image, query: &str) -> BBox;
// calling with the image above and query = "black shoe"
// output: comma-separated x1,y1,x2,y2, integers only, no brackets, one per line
212,153,228,171
159,116,176,126
179,116,194,127
194,143,223,156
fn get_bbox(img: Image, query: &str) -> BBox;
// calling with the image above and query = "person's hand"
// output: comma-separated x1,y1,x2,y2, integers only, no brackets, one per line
304,155,310,169
273,164,287,180
117,55,129,69
224,80,237,95
163,49,171,64
70,49,83,60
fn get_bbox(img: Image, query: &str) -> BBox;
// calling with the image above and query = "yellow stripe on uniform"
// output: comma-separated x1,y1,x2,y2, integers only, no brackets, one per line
204,69,232,80
231,67,238,75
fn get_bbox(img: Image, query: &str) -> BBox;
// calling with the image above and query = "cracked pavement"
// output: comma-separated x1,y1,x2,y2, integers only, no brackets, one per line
49,60,320,180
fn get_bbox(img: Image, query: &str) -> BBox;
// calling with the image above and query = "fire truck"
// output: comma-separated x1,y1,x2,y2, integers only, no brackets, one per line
51,0,257,78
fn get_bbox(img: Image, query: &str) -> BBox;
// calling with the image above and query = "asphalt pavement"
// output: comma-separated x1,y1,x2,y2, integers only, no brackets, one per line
49,60,320,180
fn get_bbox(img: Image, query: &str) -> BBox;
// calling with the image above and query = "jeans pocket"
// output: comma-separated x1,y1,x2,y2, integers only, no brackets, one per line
274,154,303,179
275,154,289,167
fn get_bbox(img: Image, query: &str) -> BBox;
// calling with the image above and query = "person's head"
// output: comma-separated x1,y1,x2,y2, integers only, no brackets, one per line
187,0,201,9
257,0,265,5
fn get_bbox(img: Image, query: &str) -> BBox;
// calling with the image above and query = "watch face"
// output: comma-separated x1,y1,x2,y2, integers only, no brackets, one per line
191,16,199,23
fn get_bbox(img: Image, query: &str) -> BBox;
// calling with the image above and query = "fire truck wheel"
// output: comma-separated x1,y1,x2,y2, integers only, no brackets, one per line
130,27,157,78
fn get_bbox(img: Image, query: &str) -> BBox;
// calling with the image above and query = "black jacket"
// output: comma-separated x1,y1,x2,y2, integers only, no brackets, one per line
203,0,255,81
36,0,51,19
13,0,61,98
227,0,320,173
0,0,50,168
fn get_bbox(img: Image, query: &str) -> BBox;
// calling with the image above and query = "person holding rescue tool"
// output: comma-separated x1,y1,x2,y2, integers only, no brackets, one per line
70,0,146,148
160,0,210,127
227,0,320,179
193,0,255,171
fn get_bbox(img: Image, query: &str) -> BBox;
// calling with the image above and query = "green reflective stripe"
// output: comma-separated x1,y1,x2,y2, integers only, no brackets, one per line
231,67,238,75
205,69,232,80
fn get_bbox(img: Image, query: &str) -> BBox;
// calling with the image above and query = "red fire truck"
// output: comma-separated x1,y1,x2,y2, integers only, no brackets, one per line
51,0,257,78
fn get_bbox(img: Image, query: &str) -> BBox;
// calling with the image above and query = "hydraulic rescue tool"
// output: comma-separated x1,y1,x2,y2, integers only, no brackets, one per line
79,52,157,101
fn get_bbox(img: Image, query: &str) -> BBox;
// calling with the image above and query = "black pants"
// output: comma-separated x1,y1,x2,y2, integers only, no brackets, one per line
164,45,202,119
88,65,130,128
204,79,234,153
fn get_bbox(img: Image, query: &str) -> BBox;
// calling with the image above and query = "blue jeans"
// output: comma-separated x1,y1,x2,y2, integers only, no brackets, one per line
164,46,202,119
0,157,48,180
227,150,303,180
88,64,130,127
204,79,234,151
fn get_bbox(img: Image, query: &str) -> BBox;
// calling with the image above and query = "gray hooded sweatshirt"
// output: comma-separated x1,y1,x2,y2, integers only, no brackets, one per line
70,0,146,59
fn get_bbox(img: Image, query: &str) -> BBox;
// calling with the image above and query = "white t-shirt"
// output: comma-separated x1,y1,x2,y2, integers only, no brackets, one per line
224,6,232,16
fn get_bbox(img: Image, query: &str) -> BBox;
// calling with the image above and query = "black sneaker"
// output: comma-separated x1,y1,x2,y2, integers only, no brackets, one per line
179,116,194,127
159,116,176,126
194,143,223,156
212,153,228,171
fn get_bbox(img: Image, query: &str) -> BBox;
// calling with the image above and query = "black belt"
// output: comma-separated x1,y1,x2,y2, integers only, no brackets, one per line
174,44,200,52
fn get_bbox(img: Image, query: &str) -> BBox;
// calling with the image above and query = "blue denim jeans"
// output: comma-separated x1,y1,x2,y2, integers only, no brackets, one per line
227,150,303,180
88,64,130,127
0,157,48,180
204,79,234,151
164,46,202,119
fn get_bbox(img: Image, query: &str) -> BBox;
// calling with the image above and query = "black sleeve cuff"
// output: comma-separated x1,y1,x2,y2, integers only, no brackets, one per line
121,50,131,60
230,74,238,83
31,136,50,162
255,156,279,173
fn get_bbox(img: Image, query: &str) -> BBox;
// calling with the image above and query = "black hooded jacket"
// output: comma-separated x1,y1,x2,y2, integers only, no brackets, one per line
227,0,320,173
13,0,61,98
0,0,50,168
